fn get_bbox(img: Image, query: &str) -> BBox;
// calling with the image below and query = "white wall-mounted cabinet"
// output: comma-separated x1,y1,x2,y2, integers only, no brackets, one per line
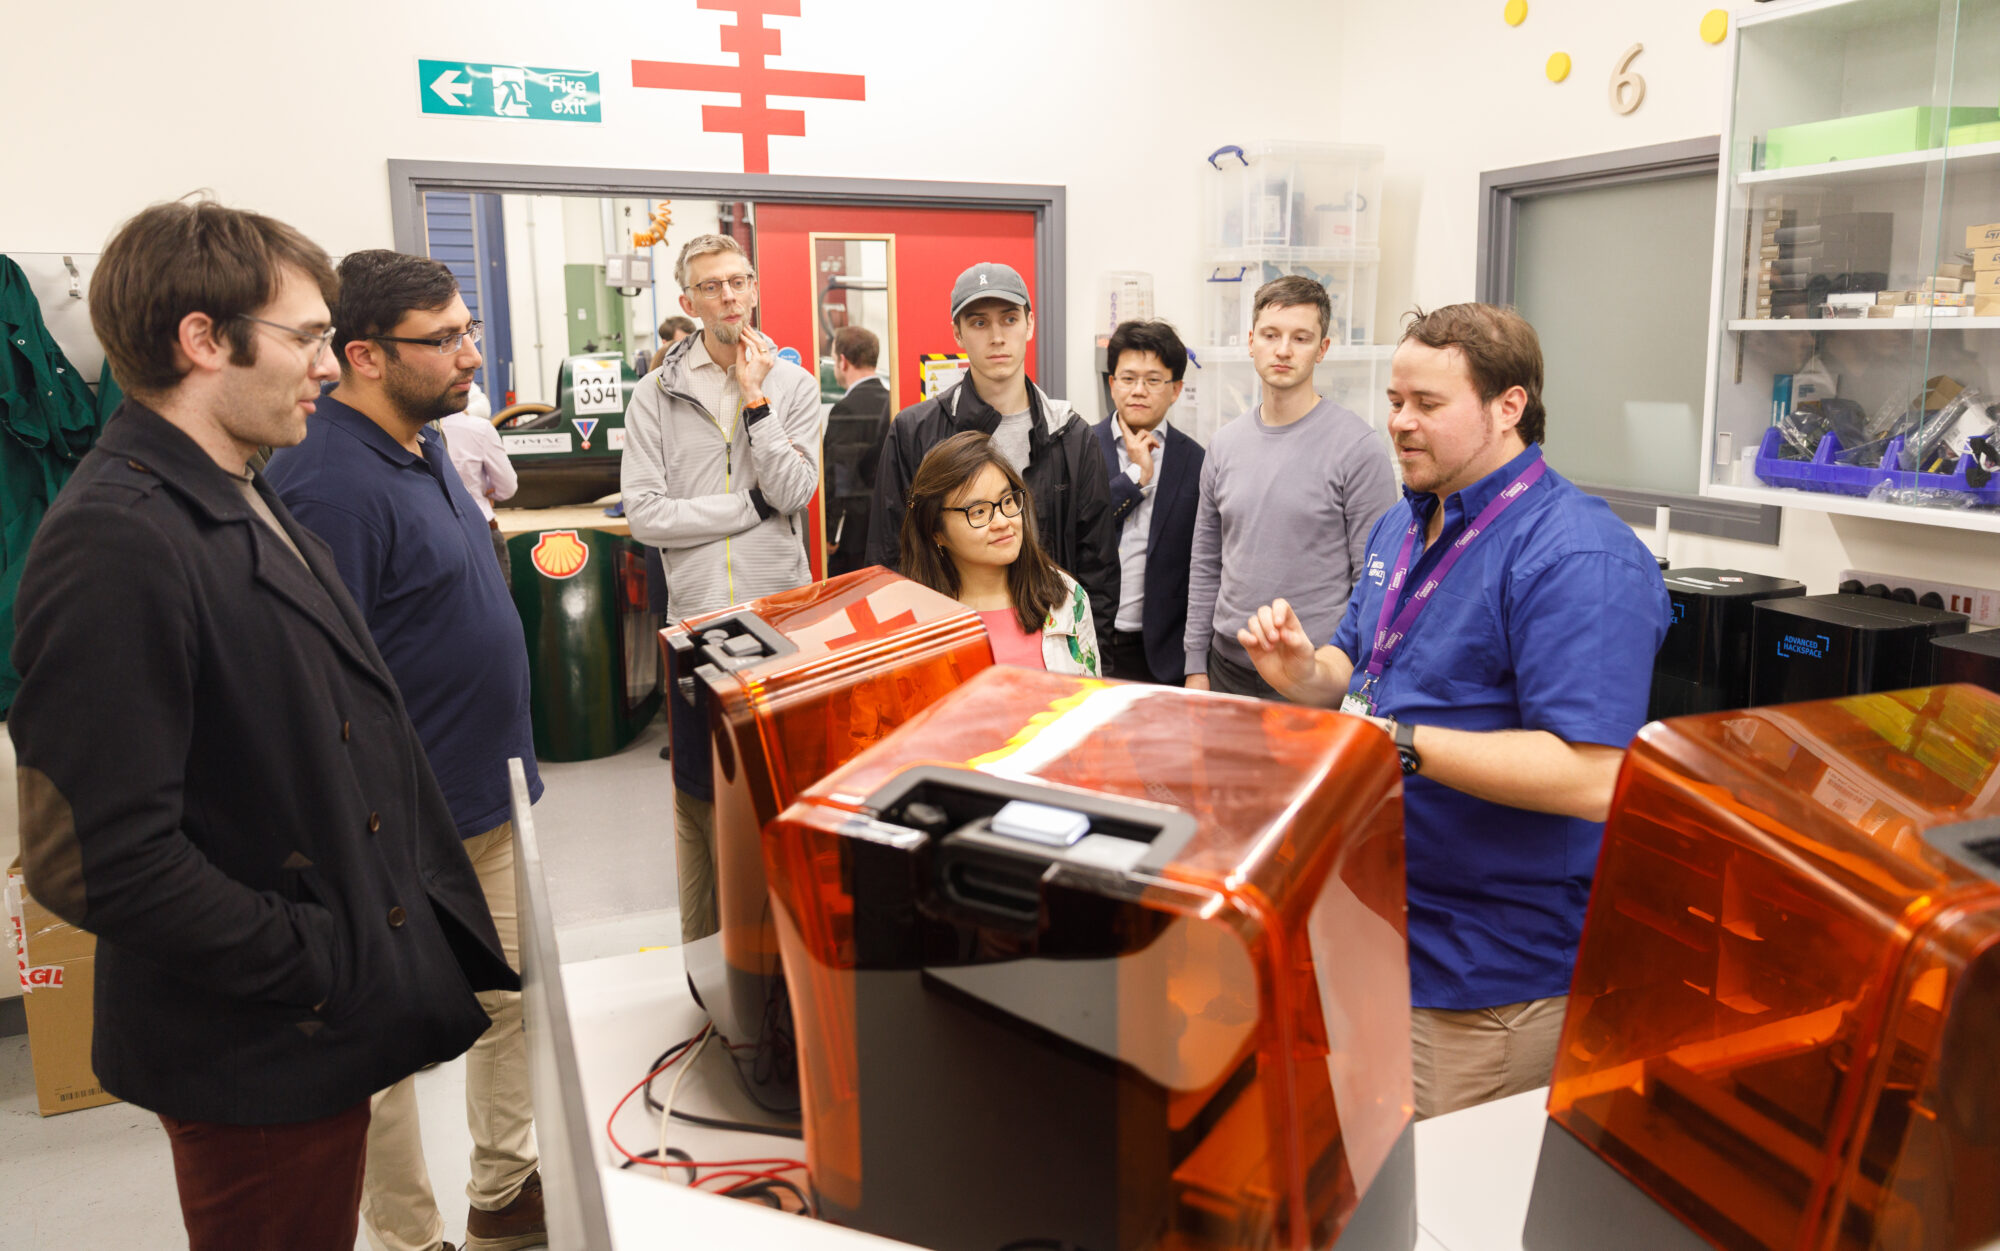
1701,0,2000,533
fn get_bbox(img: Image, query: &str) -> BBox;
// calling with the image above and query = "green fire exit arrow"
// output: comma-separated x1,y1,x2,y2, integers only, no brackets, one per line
418,60,602,123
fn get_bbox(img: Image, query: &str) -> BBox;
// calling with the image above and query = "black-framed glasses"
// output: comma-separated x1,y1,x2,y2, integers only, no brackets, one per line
690,274,756,299
1111,373,1174,392
235,315,337,360
370,321,484,355
942,488,1025,529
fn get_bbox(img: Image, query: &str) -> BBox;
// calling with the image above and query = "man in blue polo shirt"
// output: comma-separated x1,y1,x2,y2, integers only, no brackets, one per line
1238,302,1668,1119
265,251,544,1251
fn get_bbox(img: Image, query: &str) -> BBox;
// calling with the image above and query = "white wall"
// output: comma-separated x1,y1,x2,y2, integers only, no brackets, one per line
0,0,1347,410
1336,0,2000,595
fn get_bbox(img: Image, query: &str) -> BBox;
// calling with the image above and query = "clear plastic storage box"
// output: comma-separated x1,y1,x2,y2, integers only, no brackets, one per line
1177,345,1395,448
1203,252,1380,349
1206,142,1385,252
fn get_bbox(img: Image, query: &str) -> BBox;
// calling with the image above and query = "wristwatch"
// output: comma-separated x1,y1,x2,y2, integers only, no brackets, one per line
1390,719,1421,777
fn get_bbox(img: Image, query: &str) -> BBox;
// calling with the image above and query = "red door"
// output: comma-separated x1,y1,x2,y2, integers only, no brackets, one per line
754,203,1039,578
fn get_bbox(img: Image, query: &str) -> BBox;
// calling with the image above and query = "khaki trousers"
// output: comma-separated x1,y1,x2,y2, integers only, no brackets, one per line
673,788,719,944
361,822,537,1251
1410,995,1567,1120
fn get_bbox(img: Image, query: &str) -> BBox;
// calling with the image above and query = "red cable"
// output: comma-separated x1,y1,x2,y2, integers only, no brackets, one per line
604,1026,708,1168
604,1026,811,1187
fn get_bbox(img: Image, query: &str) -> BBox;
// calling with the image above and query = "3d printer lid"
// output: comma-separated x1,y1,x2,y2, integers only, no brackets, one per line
1661,568,1805,598
1754,591,1969,632
665,566,979,684
805,664,1398,883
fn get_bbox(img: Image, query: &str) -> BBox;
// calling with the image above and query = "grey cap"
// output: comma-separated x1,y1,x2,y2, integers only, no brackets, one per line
949,262,1031,320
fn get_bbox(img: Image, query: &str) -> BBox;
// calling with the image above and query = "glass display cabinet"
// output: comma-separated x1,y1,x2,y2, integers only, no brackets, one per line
1701,0,2000,532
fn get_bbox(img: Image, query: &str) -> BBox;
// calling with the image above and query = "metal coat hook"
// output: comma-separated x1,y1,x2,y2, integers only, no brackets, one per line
63,256,81,299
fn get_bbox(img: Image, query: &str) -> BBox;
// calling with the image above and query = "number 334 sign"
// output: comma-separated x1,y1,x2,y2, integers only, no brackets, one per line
571,359,623,414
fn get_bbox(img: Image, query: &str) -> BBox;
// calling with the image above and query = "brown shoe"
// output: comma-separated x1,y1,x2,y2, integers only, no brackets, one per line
463,1170,546,1251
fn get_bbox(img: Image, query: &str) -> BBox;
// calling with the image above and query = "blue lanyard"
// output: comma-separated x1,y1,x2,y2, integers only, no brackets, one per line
1362,457,1548,687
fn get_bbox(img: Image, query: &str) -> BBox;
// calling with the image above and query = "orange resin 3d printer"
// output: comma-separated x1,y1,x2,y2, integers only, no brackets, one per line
662,567,994,1115
1526,683,2000,1251
764,666,1417,1251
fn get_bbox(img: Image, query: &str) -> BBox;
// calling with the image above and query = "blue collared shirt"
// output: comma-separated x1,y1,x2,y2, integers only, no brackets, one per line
1330,445,1669,1011
266,396,542,836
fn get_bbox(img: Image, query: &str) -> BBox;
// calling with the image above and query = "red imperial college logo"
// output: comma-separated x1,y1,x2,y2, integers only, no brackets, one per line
531,531,591,580
632,0,867,174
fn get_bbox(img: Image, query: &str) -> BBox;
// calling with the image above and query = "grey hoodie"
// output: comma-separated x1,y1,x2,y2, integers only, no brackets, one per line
619,332,823,619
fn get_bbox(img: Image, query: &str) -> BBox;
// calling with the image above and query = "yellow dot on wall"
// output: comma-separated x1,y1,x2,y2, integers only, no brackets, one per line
1504,0,1528,26
1700,9,1728,43
1546,51,1571,82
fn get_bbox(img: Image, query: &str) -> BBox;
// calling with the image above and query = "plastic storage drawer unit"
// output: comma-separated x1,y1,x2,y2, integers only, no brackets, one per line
765,666,1416,1251
661,567,994,1113
1531,684,2000,1251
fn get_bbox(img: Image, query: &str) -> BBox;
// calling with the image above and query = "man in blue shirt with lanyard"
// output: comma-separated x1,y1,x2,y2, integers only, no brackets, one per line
1238,303,1668,1119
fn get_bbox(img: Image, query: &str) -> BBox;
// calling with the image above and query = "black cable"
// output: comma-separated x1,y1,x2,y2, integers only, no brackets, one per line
668,1108,803,1140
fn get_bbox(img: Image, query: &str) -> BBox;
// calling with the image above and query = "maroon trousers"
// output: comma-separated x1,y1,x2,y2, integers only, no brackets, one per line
158,1100,371,1251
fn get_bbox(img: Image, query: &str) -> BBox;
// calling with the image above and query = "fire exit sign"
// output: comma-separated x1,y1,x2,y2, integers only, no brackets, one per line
419,60,601,123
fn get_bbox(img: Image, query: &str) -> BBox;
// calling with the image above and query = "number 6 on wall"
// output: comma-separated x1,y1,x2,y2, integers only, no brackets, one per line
1610,43,1645,115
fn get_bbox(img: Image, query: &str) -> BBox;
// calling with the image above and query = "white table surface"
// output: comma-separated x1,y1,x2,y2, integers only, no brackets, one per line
560,946,1550,1250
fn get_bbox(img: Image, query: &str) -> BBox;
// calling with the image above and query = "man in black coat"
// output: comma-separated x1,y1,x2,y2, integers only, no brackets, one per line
823,324,892,577
1093,320,1205,685
10,200,515,1251
863,262,1118,628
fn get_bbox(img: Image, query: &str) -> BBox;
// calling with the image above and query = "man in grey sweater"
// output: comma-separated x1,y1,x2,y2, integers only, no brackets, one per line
620,232,821,944
1184,276,1397,697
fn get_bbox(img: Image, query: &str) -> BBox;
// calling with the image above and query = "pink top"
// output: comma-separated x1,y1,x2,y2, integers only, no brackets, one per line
977,608,1045,670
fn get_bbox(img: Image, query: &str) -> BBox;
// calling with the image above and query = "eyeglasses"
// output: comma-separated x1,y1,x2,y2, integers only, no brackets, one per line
942,488,1026,529
370,321,484,356
689,274,756,299
236,315,337,360
1111,373,1175,392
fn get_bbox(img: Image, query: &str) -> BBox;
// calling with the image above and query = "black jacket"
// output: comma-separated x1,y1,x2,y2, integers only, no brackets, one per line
864,377,1119,629
824,374,892,578
11,403,517,1125
1093,416,1204,682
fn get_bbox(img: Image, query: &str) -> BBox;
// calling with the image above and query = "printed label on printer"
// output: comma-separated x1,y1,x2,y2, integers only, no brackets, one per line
1778,633,1831,660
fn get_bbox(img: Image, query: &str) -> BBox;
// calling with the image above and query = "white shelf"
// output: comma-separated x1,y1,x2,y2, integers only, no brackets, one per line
1707,482,2000,533
1738,139,2000,185
1728,316,2000,330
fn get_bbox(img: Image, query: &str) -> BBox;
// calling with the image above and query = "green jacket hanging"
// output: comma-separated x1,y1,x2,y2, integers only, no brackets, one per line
1,254,104,712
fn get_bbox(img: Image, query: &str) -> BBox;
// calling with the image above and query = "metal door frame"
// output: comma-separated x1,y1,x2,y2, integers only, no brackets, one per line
388,160,1067,387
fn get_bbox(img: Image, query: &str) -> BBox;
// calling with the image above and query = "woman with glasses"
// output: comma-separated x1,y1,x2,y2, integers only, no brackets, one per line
899,431,1099,675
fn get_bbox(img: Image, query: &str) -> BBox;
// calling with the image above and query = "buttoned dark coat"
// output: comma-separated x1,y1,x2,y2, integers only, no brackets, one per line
11,402,517,1125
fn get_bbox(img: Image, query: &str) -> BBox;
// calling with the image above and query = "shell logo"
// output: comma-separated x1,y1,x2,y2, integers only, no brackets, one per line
531,530,591,580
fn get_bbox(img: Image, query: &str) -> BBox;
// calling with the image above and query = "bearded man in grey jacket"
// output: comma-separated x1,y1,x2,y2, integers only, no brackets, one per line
620,232,821,943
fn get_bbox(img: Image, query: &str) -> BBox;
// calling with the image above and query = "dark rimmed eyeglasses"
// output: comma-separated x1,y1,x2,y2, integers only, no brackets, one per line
942,488,1026,529
369,321,484,356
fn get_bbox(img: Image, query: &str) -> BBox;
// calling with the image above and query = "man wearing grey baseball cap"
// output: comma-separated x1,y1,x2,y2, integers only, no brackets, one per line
864,261,1118,630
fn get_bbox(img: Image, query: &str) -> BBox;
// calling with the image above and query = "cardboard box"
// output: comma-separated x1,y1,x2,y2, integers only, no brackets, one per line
1966,222,2000,250
1878,290,1918,305
5,859,118,1116
1976,269,2000,297
1976,295,2000,317
1920,276,1965,293
1920,292,1970,306
1973,245,2000,272
1936,262,1976,281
